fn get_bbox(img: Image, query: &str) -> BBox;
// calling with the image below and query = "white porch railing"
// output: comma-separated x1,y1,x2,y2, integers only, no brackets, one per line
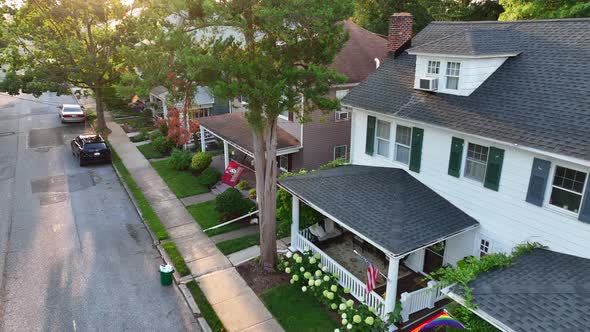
399,280,446,322
293,230,387,319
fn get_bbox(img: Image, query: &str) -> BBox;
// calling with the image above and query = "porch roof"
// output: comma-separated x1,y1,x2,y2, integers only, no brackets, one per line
199,112,301,155
448,249,590,332
278,165,479,256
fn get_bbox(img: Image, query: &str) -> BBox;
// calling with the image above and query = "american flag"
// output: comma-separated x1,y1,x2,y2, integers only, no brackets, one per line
363,259,379,294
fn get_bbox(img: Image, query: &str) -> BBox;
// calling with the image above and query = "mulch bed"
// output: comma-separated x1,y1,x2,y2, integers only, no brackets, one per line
236,259,291,295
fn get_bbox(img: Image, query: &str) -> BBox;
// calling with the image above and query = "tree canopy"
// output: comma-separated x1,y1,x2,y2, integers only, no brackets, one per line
499,0,590,20
0,0,143,131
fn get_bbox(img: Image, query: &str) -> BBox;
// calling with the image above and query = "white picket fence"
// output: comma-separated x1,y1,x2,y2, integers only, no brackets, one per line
399,280,446,322
292,230,387,319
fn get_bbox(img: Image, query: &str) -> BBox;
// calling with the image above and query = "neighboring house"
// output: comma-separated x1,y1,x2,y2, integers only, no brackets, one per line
280,13,590,330
148,85,232,119
198,20,389,171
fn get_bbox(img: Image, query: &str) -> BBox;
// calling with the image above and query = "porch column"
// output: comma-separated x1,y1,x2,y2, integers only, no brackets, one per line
223,140,230,169
200,126,206,152
289,195,300,251
384,256,401,322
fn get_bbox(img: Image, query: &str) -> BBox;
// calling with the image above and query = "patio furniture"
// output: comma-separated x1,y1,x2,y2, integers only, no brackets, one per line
309,219,342,242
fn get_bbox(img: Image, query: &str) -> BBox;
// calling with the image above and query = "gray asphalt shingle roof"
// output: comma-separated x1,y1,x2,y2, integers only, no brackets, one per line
343,19,590,161
407,29,521,57
457,249,590,332
278,165,478,256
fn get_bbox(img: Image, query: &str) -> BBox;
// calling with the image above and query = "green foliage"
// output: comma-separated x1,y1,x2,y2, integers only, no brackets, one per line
110,146,169,241
420,0,504,22
186,201,243,236
446,302,500,332
1,0,144,129
84,109,98,125
236,180,250,190
500,0,590,20
152,136,174,155
216,234,261,255
214,187,255,218
261,283,339,332
248,188,257,200
352,0,433,35
131,128,150,142
149,130,163,141
168,149,193,171
197,168,222,188
162,242,191,277
151,158,210,198
432,242,546,307
278,250,400,331
191,152,213,173
159,121,169,137
186,281,226,332
138,142,167,159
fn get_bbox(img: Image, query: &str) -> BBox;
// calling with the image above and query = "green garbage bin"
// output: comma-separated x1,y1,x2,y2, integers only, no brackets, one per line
160,264,174,286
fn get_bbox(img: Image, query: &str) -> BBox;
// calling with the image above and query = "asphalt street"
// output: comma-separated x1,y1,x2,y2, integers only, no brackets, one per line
0,92,200,331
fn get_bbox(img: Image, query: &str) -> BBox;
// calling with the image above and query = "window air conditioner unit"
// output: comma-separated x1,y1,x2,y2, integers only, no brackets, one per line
418,77,438,91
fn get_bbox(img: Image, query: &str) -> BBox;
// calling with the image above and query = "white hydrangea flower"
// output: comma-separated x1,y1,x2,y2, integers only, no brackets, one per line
300,267,305,272
323,276,330,282
301,286,307,292
346,323,352,330
341,313,347,319
304,246,310,252
322,266,329,272
286,252,293,258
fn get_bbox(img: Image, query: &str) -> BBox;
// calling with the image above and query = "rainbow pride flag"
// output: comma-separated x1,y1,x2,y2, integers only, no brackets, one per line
410,311,465,332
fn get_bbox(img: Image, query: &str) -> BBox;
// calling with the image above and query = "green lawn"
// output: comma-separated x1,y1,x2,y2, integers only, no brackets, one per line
111,148,169,241
162,242,191,277
186,201,243,236
151,159,210,198
186,281,226,332
261,283,339,332
138,142,167,159
216,234,260,255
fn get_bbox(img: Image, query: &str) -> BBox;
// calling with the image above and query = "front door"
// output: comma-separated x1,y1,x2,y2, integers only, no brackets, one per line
423,241,445,274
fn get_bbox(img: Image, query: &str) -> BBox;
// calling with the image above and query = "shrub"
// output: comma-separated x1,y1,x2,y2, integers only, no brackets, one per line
149,130,163,141
158,120,169,136
191,152,213,173
84,109,97,124
198,168,222,188
236,180,250,190
152,136,173,154
215,187,254,218
168,149,193,171
248,188,257,200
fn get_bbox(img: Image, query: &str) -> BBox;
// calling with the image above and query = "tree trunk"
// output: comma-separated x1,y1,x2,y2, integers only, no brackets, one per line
93,87,108,133
254,118,279,270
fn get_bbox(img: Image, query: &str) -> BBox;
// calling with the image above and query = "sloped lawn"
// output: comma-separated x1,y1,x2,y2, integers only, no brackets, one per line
151,159,210,198
216,234,260,255
138,142,167,159
185,200,243,236
261,283,339,332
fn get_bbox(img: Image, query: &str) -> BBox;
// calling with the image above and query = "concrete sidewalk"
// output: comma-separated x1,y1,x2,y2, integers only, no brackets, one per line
107,117,284,332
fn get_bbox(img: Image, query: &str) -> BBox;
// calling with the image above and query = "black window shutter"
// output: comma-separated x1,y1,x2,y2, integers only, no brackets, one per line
525,158,551,207
578,179,590,223
365,116,376,155
484,147,504,191
409,127,424,173
448,137,464,177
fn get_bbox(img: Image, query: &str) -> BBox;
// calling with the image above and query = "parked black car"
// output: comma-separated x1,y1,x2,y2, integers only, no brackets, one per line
71,135,111,166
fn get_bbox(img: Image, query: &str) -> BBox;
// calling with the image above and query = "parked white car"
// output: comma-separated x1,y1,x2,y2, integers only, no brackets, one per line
58,104,85,123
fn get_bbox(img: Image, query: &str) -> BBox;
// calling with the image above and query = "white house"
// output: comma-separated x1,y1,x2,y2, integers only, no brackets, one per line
281,14,590,331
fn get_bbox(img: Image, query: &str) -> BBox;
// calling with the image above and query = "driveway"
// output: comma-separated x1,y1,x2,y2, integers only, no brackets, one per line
0,93,200,331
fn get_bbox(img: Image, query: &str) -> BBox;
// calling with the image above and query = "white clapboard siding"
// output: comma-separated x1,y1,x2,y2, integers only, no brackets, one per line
350,109,590,259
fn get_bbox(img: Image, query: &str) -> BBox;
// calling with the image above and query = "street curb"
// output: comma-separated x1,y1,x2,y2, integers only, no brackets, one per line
111,161,160,246
110,142,213,332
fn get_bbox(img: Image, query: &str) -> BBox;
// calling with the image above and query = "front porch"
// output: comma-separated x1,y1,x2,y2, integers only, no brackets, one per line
279,165,480,326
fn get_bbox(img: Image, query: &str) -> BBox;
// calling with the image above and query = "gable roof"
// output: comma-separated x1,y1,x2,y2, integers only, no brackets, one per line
343,18,590,161
451,249,590,331
331,21,389,83
279,165,478,256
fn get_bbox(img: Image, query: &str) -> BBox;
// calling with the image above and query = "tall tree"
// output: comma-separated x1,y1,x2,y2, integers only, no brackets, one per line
173,0,353,269
499,0,590,20
352,0,433,35
0,0,142,133
420,0,504,22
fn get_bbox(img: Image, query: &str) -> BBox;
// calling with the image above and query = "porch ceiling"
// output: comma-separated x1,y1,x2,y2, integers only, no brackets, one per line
279,165,479,256
448,249,590,332
199,113,301,155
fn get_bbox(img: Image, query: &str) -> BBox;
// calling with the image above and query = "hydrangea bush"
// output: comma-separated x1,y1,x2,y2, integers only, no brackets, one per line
277,248,400,332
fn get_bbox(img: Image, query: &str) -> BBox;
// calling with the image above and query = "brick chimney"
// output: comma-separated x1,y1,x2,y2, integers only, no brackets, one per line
387,13,413,55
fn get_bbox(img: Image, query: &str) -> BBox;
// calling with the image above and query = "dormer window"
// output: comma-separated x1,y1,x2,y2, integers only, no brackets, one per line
446,62,461,90
427,61,440,75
